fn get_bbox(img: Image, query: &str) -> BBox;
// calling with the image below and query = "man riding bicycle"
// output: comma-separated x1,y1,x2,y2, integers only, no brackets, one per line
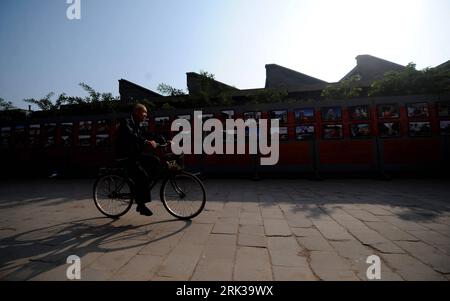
116,103,166,216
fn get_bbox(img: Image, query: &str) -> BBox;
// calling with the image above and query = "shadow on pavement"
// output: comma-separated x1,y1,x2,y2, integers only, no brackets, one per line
0,217,191,280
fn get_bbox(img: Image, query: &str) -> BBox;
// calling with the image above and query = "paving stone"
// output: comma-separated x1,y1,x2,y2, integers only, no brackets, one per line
347,229,405,254
239,212,263,226
138,231,184,256
219,207,240,218
191,234,237,281
407,230,450,254
267,237,308,267
110,254,164,281
179,223,213,245
309,251,359,281
328,213,369,231
291,227,321,238
238,233,267,248
395,241,450,274
212,217,239,234
261,207,284,220
284,212,313,228
365,222,419,242
157,243,205,280
329,240,402,281
272,265,317,281
294,228,334,252
417,222,450,236
264,219,292,236
344,209,382,222
241,203,260,213
234,247,272,281
192,211,219,224
380,253,447,281
80,267,115,281
357,204,394,216
378,215,428,231
312,220,353,241
239,225,265,236
88,245,142,271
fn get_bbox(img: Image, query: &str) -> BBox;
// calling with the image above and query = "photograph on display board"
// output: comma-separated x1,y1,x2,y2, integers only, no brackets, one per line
437,102,450,117
270,110,288,124
220,110,235,120
1,127,11,148
439,120,450,135
78,135,91,147
154,117,170,128
295,125,314,141
44,123,56,147
378,122,400,137
322,124,343,139
350,123,371,138
409,122,431,137
79,121,92,135
294,108,315,123
321,107,342,121
349,105,369,120
377,104,399,118
96,134,110,146
244,111,261,122
270,126,289,141
96,120,110,135
407,103,429,119
61,123,73,147
14,125,26,148
28,124,41,147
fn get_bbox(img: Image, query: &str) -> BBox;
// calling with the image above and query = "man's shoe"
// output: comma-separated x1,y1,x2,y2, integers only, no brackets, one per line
136,205,153,216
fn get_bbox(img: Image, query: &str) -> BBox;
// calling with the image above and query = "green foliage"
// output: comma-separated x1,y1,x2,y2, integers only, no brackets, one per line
161,102,176,111
79,82,120,102
157,83,186,96
22,83,119,112
321,75,363,100
249,89,288,104
368,63,450,96
0,98,16,111
79,82,101,102
23,92,67,111
199,70,215,80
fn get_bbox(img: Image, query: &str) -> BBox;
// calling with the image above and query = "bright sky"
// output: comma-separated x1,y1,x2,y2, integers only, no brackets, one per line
1,0,449,109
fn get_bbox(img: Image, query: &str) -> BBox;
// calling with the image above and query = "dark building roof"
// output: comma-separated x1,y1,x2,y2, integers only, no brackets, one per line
186,72,239,97
435,60,450,71
340,55,405,86
118,79,162,102
265,64,328,91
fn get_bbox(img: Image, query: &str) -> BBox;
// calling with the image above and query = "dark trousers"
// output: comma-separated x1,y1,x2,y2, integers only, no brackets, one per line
127,154,162,205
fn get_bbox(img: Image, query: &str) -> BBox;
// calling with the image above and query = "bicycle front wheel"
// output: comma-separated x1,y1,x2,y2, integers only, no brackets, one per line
160,172,206,220
93,174,133,218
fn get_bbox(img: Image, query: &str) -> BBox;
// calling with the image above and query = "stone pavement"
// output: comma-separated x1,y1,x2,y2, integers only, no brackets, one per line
0,178,450,281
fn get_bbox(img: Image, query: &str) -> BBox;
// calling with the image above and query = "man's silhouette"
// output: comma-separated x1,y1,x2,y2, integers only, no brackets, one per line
116,103,165,216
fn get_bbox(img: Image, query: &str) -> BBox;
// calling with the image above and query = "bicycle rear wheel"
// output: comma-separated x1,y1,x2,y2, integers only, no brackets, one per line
93,174,133,218
160,172,206,220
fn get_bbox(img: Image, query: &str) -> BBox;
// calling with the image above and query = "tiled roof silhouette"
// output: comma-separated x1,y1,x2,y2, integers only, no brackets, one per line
341,55,405,86
186,72,239,97
265,64,328,91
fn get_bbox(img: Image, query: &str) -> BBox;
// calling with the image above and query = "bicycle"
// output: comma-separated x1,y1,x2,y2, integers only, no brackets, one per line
93,143,206,220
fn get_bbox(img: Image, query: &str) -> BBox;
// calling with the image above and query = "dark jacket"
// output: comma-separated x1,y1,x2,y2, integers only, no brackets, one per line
116,117,165,159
